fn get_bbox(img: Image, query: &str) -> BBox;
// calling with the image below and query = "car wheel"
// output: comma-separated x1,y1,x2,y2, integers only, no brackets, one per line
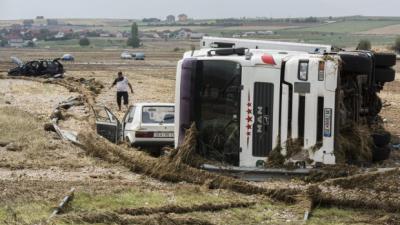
375,67,395,83
372,145,391,162
339,52,372,74
374,53,397,67
372,131,391,147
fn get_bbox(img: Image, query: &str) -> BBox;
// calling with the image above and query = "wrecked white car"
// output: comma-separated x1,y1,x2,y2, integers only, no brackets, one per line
96,103,175,149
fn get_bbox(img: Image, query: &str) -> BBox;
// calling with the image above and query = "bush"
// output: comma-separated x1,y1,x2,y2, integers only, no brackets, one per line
79,37,90,46
25,41,35,48
0,39,7,47
357,39,371,50
394,36,400,53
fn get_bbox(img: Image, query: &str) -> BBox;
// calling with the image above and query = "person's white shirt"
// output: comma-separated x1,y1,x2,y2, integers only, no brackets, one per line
116,77,129,92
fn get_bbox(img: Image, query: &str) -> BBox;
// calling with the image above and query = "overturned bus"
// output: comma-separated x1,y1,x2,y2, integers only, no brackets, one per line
174,37,396,168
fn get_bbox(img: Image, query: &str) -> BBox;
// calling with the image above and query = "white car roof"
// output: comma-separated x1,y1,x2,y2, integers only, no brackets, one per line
133,103,174,107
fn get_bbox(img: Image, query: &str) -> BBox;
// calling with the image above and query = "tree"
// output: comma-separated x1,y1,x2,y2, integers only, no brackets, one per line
357,39,371,50
394,36,400,53
0,37,7,47
127,22,140,48
38,28,50,40
25,40,35,48
79,37,90,46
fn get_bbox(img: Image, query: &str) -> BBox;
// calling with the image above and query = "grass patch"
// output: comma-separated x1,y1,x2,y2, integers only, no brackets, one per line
186,202,300,225
0,202,50,225
71,186,247,212
0,106,42,143
0,106,92,169
72,189,167,211
173,185,249,206
309,207,375,225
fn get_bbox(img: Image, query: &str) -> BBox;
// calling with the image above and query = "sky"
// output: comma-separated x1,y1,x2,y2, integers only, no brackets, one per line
0,0,399,20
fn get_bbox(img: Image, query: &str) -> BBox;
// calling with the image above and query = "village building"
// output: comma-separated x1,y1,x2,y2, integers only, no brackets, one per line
6,33,24,47
190,32,205,40
166,15,175,23
115,32,123,38
178,14,188,22
175,28,192,39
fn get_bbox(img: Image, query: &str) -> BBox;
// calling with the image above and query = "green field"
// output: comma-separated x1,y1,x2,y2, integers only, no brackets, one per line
263,30,397,48
36,38,128,49
289,20,400,33
11,18,400,50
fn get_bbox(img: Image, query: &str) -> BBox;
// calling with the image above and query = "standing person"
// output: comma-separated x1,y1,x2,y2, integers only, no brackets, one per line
110,71,134,111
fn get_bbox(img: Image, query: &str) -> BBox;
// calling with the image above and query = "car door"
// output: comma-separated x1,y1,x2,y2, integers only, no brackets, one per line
122,105,136,141
94,106,121,143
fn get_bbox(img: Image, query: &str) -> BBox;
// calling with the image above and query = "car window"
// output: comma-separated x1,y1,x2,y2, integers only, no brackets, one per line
142,106,174,124
126,106,136,123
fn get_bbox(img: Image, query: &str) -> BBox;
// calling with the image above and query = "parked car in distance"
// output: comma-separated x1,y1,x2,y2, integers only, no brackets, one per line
96,103,175,151
121,51,145,60
61,54,74,61
120,52,133,59
133,52,145,60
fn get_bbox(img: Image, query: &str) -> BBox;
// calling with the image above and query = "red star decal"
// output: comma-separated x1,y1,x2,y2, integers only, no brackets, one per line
246,116,253,122
246,124,252,129
247,109,252,114
247,102,252,107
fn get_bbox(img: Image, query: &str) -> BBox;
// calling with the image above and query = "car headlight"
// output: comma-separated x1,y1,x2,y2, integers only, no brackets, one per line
298,60,309,81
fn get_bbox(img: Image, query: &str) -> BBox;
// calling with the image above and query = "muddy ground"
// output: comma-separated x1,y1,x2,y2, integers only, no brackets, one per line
0,43,400,225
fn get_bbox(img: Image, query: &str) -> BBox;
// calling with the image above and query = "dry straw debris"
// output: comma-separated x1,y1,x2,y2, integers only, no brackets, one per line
77,127,300,203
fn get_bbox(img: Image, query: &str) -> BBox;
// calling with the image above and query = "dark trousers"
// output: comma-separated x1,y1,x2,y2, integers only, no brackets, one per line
117,91,129,107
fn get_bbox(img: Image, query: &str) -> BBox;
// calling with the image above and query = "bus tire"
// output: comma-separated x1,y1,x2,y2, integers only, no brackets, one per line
339,52,372,74
374,53,396,67
372,145,391,162
372,132,391,147
375,67,395,83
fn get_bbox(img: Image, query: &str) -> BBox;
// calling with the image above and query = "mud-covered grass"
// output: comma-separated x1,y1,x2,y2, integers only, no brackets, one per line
0,106,42,143
1,194,391,225
78,130,300,203
0,106,93,169
0,202,50,225
307,169,400,215
303,164,361,182
322,169,400,192
335,124,373,164
72,186,252,212
309,207,387,225
0,180,252,225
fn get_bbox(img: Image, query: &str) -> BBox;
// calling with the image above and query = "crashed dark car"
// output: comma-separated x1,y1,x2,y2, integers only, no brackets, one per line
8,58,65,77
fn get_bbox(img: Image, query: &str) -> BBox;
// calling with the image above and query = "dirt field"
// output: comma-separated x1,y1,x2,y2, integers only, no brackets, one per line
358,24,400,35
1,42,400,225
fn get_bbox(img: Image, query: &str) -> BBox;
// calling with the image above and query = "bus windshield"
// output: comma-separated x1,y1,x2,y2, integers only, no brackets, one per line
193,60,242,166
